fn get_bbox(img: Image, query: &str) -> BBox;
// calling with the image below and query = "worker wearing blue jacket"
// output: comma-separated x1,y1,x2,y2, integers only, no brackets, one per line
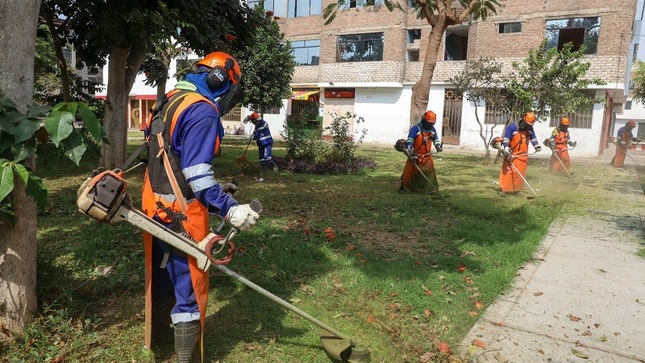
247,112,278,172
142,51,259,362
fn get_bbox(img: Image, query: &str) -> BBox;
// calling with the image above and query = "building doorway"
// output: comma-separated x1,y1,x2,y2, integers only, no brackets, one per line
442,89,462,145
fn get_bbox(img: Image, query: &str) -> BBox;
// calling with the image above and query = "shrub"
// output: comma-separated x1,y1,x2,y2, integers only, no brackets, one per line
278,111,375,174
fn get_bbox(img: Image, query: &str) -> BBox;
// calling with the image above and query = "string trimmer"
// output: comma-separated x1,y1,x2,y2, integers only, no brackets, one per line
543,139,576,179
235,133,254,167
76,169,371,363
608,137,643,168
505,152,539,199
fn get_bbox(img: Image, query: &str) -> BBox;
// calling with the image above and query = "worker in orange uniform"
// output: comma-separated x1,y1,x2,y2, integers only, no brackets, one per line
545,117,577,174
142,51,259,362
400,110,443,194
498,112,542,196
610,120,640,167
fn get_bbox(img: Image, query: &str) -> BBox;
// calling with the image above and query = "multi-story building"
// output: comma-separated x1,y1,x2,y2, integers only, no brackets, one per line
99,0,642,158
261,0,640,158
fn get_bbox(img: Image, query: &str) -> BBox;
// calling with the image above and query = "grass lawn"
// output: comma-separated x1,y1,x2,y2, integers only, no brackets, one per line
5,137,639,363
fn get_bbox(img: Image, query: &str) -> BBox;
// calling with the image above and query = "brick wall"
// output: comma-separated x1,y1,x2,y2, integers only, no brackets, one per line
284,0,637,86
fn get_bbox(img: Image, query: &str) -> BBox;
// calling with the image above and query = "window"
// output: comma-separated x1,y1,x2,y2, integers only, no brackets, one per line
337,33,384,62
545,17,601,54
548,91,595,129
625,100,632,110
339,0,384,10
498,22,522,34
248,0,288,18
292,40,320,65
444,26,468,61
407,29,421,62
484,92,521,125
407,49,419,62
633,43,639,62
287,0,321,17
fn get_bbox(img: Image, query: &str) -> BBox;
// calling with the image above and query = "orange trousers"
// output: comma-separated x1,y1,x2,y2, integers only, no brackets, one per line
499,156,528,192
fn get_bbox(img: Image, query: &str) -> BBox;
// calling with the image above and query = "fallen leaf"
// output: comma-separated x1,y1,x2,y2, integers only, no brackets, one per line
537,348,544,354
422,286,433,296
569,314,581,322
598,268,607,273
437,341,451,354
472,339,487,349
416,260,423,265
289,298,301,303
534,291,543,296
457,265,467,273
344,244,355,251
424,309,433,318
323,227,333,233
475,301,484,309
571,348,589,359
599,335,607,342
303,227,311,235
468,311,479,316
494,354,508,362
367,315,376,323
388,313,397,320
464,276,474,284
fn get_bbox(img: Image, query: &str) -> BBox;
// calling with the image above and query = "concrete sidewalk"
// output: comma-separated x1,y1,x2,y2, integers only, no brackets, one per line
459,149,645,363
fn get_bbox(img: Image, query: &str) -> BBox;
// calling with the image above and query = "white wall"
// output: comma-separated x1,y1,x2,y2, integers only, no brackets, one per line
353,87,410,144
96,58,185,98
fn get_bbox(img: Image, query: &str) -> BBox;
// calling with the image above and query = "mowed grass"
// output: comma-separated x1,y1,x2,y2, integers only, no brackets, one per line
6,137,637,363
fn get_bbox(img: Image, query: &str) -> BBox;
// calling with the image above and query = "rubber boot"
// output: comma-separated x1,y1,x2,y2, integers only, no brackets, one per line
174,321,201,363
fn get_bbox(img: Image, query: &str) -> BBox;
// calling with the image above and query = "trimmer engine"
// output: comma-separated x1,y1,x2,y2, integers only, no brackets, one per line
77,169,128,223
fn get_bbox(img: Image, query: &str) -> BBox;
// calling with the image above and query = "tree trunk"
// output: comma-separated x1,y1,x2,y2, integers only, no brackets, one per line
0,0,41,337
101,42,147,169
409,21,448,126
44,14,71,102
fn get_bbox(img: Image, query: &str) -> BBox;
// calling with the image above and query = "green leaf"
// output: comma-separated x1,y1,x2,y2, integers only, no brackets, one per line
0,164,15,202
11,139,35,162
12,163,29,185
14,117,43,144
77,102,102,140
61,131,86,166
571,349,588,359
45,110,74,147
26,105,51,119
0,132,15,153
0,113,16,134
25,171,47,210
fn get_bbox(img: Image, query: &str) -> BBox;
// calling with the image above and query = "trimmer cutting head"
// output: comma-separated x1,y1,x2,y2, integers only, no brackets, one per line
320,332,371,363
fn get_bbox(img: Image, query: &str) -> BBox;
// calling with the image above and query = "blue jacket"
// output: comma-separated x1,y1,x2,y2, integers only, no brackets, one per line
253,118,273,147
167,80,236,218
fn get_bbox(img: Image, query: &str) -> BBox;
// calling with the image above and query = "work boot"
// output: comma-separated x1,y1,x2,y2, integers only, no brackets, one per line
498,190,506,197
174,321,201,363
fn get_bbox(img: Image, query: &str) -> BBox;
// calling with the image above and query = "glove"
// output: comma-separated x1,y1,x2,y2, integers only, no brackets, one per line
502,147,511,157
568,140,577,147
535,145,542,152
543,139,552,147
226,204,260,231
219,182,239,196
435,141,443,153
404,145,414,156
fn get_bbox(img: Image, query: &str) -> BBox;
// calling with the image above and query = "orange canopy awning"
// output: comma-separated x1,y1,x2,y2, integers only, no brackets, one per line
291,90,320,100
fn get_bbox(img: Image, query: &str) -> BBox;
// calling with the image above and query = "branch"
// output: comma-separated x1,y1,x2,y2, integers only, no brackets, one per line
459,0,479,22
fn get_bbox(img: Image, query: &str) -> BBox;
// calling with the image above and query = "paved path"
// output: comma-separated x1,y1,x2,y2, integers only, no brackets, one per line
459,148,645,363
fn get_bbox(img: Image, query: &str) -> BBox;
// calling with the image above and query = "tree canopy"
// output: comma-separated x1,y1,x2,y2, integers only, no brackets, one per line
239,7,296,114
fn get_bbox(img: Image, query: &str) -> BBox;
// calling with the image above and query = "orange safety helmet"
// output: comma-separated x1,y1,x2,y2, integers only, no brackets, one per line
560,117,570,126
250,112,260,120
422,110,437,123
195,51,241,89
626,120,636,128
523,112,536,125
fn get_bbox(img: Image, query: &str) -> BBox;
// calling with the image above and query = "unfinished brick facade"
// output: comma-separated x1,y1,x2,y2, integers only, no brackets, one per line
280,0,636,87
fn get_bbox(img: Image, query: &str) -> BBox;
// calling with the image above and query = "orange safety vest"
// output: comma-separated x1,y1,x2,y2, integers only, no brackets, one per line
499,130,530,192
141,89,220,358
